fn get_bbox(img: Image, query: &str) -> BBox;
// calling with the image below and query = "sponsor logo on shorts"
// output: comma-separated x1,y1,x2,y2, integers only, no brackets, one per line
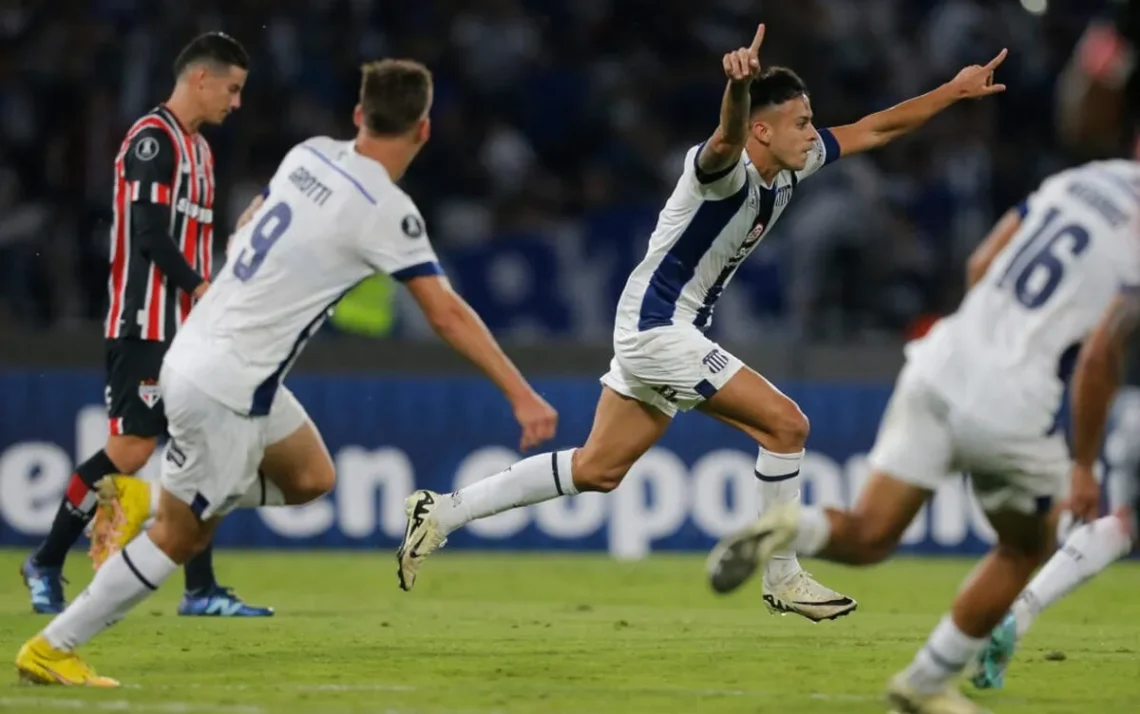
702,349,730,374
165,440,186,468
653,385,679,403
138,379,161,409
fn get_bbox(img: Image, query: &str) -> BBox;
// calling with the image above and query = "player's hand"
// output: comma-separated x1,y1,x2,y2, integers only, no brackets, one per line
948,48,1008,99
235,194,265,232
511,390,558,452
193,280,210,300
723,23,765,84
1067,463,1100,523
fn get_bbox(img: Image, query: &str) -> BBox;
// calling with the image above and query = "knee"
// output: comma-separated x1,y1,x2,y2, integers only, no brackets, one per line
570,448,630,494
148,521,205,565
846,515,898,565
294,461,336,503
769,405,810,453
105,435,158,474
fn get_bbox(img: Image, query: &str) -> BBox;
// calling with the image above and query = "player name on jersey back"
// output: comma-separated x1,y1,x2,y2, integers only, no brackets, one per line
164,136,441,417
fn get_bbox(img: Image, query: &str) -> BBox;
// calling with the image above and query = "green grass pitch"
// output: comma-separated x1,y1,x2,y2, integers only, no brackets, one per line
1,550,1138,713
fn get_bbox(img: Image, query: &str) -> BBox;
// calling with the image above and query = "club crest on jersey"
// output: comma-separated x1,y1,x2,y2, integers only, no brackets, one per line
137,379,162,409
134,136,160,162
746,221,766,243
401,215,425,238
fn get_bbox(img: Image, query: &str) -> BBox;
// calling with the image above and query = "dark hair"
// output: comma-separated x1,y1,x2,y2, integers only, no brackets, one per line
359,59,434,136
749,67,809,112
174,32,249,77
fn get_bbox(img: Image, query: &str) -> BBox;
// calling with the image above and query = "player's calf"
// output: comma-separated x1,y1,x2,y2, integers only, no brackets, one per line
893,510,1049,704
398,388,670,591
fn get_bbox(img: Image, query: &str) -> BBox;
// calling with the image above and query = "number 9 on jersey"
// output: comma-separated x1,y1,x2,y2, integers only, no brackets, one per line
233,201,292,282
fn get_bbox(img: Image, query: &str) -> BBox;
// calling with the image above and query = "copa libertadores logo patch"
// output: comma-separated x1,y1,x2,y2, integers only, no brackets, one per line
401,214,425,238
134,136,160,161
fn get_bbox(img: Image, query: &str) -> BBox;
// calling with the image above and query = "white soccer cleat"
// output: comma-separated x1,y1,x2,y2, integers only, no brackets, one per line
706,503,799,595
396,490,448,592
886,673,990,714
763,569,857,622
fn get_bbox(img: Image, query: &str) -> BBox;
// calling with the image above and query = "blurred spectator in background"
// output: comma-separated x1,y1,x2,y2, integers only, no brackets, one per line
0,0,1121,343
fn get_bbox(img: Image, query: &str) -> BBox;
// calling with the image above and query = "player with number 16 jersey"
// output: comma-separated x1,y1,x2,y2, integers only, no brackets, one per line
708,158,1140,714
905,159,1140,442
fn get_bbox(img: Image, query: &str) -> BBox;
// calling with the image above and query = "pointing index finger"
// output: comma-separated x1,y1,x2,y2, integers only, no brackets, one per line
749,23,766,54
985,48,1008,71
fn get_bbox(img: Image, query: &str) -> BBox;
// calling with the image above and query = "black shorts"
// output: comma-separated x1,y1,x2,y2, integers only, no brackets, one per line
105,338,168,438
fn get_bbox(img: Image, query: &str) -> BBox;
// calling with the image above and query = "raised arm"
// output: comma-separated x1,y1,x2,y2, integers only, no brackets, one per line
696,24,765,179
829,49,1008,157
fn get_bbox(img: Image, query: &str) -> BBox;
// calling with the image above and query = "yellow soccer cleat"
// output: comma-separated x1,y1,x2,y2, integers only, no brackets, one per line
15,635,119,687
89,475,152,570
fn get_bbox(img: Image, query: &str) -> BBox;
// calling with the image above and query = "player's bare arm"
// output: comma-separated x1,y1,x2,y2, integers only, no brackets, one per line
404,274,557,451
226,193,266,254
966,206,1023,289
829,49,1008,156
235,193,265,233
1070,291,1140,518
697,24,765,177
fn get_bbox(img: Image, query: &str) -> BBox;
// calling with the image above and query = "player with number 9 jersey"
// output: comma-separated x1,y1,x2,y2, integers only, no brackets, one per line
164,134,440,417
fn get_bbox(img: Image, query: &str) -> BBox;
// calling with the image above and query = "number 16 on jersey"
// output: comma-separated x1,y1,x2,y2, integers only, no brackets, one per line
997,207,1091,309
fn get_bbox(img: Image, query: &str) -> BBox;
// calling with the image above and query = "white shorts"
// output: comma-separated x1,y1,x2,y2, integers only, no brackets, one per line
868,363,1068,516
600,325,744,417
159,365,309,520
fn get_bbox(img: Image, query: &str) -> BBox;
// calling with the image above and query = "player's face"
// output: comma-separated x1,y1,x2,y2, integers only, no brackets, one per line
196,65,247,126
755,95,817,171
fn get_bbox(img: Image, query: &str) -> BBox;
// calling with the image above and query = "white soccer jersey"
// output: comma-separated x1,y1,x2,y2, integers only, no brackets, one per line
908,159,1140,436
164,136,441,416
613,129,840,334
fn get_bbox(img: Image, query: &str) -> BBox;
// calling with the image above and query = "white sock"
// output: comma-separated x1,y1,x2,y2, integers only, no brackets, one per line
902,615,987,694
149,479,161,518
756,447,805,582
792,506,831,556
434,450,578,534
43,532,176,651
1011,515,1133,639
236,472,287,508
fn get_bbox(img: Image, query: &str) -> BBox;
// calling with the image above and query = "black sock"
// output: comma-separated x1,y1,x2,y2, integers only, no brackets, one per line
184,542,217,594
33,450,121,568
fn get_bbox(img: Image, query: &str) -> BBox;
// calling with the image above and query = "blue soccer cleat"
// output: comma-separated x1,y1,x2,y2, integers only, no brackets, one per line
20,556,67,615
177,585,274,617
971,611,1018,690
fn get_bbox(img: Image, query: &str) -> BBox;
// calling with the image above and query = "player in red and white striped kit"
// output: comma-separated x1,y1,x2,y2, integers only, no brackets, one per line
20,31,272,619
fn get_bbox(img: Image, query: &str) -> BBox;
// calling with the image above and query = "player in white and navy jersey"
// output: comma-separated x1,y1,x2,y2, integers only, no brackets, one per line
15,59,556,688
968,159,1140,694
708,158,1140,713
398,22,1008,619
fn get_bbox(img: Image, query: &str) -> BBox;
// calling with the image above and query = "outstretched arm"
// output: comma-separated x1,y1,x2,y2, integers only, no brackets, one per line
696,24,765,179
404,275,558,451
829,49,1008,157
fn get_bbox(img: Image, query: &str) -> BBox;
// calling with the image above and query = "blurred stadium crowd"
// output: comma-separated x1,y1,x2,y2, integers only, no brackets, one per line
0,0,1119,341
